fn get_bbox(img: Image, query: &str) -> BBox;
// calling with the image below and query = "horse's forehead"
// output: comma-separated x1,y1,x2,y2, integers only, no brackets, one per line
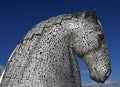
63,19,103,33
64,19,91,29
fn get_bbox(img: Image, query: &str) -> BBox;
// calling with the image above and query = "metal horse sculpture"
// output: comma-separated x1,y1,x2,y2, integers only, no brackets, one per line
0,10,111,87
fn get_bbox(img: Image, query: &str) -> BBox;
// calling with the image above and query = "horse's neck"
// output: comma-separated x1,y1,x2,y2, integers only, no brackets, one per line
5,14,74,77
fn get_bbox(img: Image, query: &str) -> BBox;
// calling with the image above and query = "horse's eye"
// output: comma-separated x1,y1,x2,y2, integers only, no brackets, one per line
98,34,104,40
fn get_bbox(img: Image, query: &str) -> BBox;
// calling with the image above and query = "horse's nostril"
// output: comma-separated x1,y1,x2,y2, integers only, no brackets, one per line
105,70,110,77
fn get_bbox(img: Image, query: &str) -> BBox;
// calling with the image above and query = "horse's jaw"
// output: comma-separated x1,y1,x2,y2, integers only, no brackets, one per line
82,48,111,83
89,66,111,83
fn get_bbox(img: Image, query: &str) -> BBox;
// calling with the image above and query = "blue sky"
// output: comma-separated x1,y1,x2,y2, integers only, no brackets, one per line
0,0,120,86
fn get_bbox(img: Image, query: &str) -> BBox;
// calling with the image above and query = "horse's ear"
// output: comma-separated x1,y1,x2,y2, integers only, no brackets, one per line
82,9,97,21
81,10,85,18
92,9,97,20
81,10,90,18
92,9,96,15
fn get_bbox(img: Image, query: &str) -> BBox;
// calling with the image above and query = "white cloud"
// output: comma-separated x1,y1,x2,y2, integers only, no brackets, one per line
82,81,120,87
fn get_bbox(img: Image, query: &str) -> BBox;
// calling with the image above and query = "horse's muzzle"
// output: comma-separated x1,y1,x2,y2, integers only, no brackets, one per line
90,68,111,83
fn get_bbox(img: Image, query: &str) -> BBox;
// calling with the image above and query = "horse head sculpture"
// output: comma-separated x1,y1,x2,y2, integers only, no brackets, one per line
70,10,111,83
0,10,111,87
